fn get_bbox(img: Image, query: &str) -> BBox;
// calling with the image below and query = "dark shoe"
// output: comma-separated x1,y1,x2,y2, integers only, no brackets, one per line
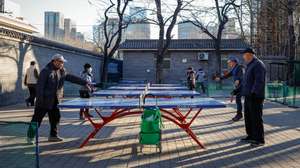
79,116,84,120
250,141,265,147
27,137,34,145
48,136,63,142
232,113,243,122
85,114,93,118
240,137,255,143
25,100,30,107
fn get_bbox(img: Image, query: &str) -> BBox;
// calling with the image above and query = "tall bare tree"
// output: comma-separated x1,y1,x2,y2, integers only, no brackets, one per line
154,0,183,83
279,0,300,83
185,0,239,74
90,0,132,83
233,0,261,45
139,0,193,83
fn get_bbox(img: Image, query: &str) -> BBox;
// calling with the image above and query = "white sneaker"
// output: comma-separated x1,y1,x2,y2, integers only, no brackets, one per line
27,138,34,145
48,136,63,142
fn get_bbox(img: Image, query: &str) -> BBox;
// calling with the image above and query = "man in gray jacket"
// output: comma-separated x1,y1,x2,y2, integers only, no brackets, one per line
28,54,91,142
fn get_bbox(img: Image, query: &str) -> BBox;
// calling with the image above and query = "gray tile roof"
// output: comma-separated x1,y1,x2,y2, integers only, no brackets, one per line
119,39,249,50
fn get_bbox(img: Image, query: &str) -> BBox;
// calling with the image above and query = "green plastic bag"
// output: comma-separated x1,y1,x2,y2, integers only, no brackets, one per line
27,122,38,139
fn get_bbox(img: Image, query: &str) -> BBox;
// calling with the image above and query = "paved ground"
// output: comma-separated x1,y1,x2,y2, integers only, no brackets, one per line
0,98,300,168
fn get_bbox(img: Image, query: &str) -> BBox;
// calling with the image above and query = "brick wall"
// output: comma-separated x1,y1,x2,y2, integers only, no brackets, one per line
122,50,243,83
123,51,156,82
0,33,102,106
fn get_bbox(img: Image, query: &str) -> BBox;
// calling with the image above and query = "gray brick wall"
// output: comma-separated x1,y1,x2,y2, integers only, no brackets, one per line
122,50,244,83
168,51,209,83
0,37,102,106
123,51,156,82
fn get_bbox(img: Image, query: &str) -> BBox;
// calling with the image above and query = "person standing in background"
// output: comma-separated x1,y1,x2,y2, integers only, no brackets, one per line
24,61,39,106
196,68,207,94
79,63,94,120
186,67,196,91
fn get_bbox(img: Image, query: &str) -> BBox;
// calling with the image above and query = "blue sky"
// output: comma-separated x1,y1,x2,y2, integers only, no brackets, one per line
11,0,99,40
10,0,214,40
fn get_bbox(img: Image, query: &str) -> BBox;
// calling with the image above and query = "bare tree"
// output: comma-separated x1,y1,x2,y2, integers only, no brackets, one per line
140,0,192,83
278,0,300,83
279,0,299,61
185,0,239,74
232,0,261,45
90,0,132,83
154,0,182,83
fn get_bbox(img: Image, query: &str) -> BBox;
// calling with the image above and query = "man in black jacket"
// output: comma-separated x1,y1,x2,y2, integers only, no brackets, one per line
240,48,266,147
28,54,91,142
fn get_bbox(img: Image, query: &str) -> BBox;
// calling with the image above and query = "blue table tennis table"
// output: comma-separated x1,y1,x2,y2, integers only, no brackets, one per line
116,83,183,87
93,90,200,97
119,80,146,84
58,97,225,149
107,86,188,90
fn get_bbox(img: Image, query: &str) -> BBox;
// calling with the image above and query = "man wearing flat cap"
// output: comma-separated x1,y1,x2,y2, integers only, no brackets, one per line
215,56,244,121
240,48,266,147
27,54,92,143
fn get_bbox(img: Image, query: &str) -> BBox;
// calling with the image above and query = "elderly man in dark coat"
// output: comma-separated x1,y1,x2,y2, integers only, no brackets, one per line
240,48,266,147
215,56,244,122
27,54,91,143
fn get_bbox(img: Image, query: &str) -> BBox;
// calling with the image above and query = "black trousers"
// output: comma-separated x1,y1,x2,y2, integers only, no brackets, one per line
26,84,36,106
79,90,90,117
30,99,60,137
244,96,265,143
236,93,242,114
199,82,206,93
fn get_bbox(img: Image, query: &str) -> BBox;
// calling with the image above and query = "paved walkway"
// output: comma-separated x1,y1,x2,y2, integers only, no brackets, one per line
0,99,300,168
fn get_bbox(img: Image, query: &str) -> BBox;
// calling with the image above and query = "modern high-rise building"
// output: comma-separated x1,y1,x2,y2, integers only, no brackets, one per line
124,6,150,39
0,0,3,13
64,18,76,39
129,6,146,21
178,19,238,39
44,11,65,40
76,32,84,42
125,22,150,39
223,18,238,39
0,0,20,16
70,27,77,39
178,21,202,39
178,21,217,39
92,25,101,43
0,0,38,34
93,17,120,44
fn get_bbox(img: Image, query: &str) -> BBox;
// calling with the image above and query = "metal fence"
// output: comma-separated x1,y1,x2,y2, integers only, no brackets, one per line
266,61,300,108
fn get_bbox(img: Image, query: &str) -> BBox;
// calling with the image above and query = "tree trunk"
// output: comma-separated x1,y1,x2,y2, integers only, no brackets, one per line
156,28,165,84
215,40,222,74
155,0,165,84
101,54,109,84
287,7,296,85
155,52,164,84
